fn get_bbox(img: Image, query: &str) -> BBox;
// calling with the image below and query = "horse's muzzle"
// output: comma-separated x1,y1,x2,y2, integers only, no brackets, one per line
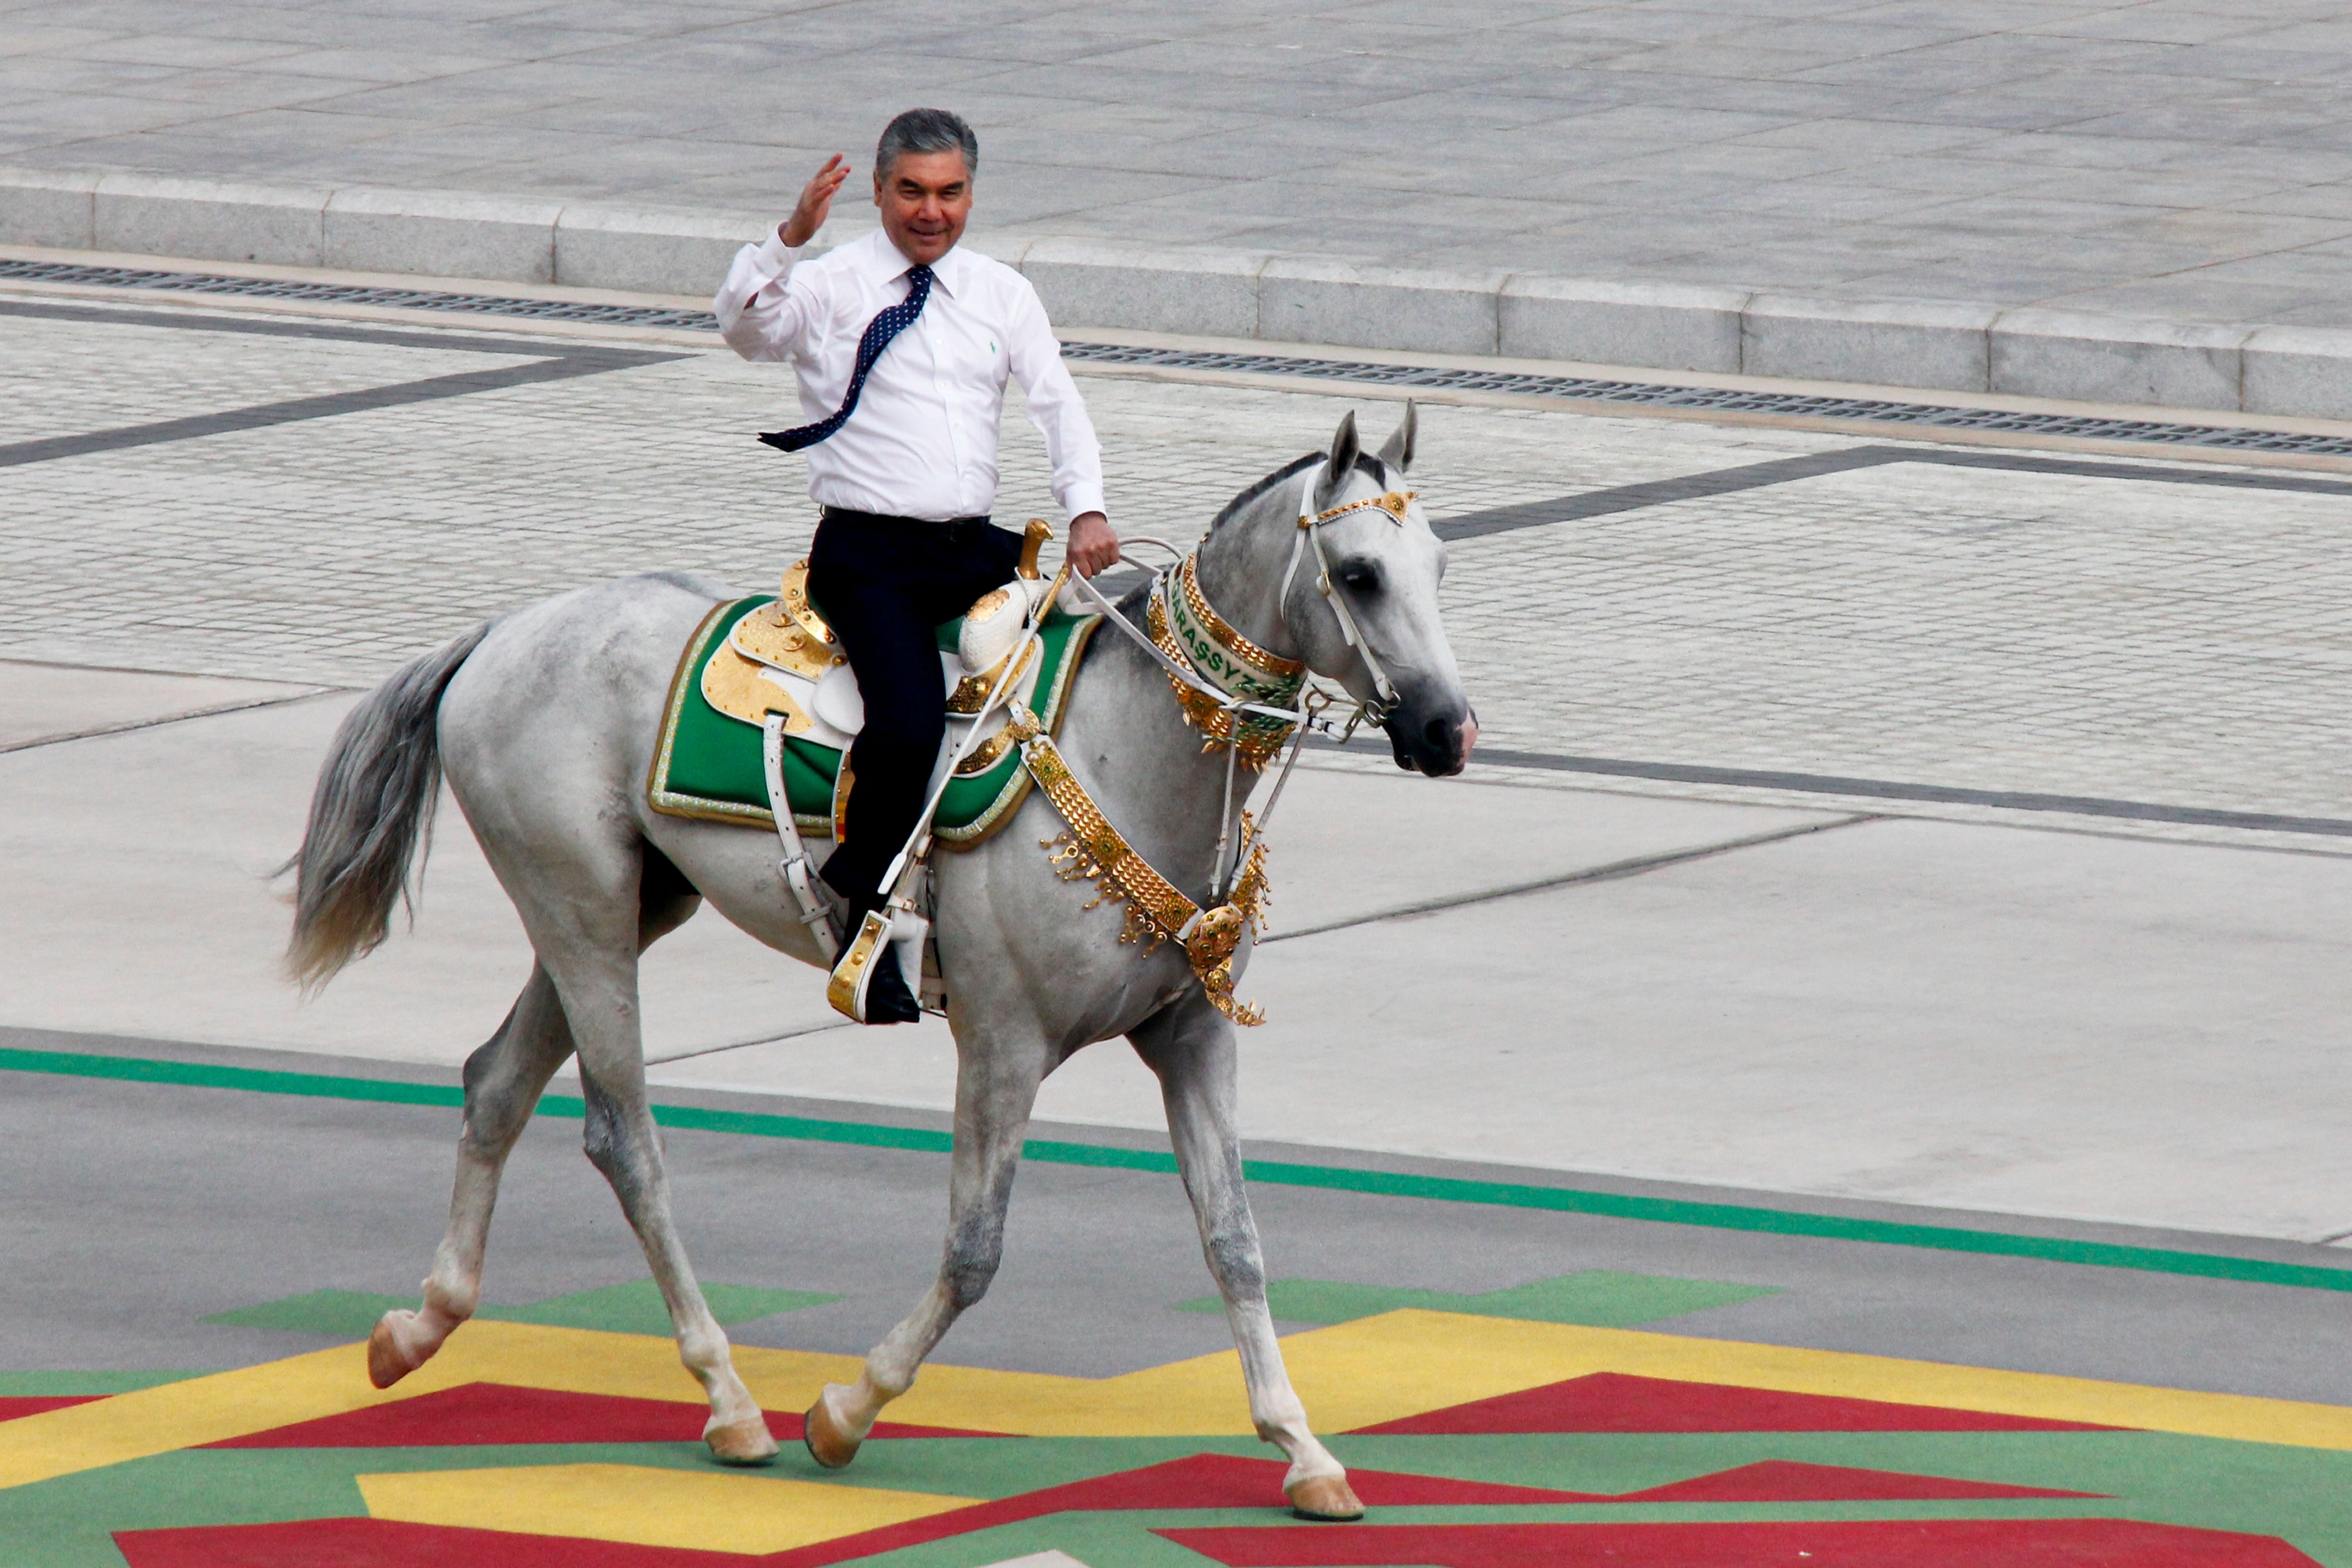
1386,693,1476,777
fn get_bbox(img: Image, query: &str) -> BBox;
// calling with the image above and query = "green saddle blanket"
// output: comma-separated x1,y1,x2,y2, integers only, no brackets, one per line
648,594,1101,850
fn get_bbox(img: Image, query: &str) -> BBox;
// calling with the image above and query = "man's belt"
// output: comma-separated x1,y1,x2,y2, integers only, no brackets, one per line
818,507,993,531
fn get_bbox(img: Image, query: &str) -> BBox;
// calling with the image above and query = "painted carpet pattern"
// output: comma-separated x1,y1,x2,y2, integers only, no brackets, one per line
6,1304,2351,1566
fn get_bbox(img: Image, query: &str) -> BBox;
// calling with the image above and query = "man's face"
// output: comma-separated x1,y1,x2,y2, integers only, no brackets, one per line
874,149,972,266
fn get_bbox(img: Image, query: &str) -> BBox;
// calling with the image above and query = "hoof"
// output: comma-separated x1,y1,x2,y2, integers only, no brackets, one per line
1287,1473,1366,1522
802,1389,862,1470
705,1413,780,1467
366,1310,428,1390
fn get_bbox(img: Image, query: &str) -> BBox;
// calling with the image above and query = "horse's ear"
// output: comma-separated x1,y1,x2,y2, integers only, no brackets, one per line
1376,399,1417,473
1319,410,1361,504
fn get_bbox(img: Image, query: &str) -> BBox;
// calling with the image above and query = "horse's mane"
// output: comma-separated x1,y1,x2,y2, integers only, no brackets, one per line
1209,451,1390,531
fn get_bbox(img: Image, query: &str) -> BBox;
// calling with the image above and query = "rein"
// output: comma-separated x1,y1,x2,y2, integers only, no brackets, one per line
1065,471,1417,756
1035,473,1417,1022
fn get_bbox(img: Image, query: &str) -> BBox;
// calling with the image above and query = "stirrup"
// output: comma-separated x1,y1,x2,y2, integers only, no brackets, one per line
826,901,929,1024
825,909,896,1023
828,888,936,1025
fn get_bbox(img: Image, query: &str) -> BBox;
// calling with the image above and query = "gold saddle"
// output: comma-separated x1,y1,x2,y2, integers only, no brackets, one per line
700,518,1059,753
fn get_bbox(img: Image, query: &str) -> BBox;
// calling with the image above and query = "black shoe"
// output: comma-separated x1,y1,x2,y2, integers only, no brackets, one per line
862,942,921,1024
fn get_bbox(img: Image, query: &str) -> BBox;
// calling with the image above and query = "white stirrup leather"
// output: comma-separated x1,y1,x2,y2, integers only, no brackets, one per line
763,712,841,962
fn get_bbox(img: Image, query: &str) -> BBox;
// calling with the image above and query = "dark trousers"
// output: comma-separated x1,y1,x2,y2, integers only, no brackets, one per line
809,508,1023,908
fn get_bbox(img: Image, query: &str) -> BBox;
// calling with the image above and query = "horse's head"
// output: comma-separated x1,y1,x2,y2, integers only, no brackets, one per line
1285,405,1476,777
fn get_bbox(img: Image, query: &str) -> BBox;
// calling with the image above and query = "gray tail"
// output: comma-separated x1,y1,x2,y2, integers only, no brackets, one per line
282,622,494,992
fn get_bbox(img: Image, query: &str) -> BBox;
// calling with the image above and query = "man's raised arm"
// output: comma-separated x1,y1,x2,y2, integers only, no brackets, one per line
713,154,851,362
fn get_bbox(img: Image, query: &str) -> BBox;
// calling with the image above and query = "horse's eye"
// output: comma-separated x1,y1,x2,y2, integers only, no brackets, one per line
1338,562,1381,593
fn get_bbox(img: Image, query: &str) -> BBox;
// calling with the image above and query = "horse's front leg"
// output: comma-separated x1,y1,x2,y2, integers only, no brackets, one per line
1133,995,1363,1521
803,1022,1048,1468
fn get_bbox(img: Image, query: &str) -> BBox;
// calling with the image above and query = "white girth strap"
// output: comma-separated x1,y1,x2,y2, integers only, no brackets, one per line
763,713,841,962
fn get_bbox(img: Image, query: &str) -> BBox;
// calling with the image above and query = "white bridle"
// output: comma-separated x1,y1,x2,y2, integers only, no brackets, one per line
1063,468,1420,898
1277,468,1413,719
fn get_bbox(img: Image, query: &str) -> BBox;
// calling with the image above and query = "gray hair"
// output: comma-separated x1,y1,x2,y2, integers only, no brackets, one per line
876,108,978,178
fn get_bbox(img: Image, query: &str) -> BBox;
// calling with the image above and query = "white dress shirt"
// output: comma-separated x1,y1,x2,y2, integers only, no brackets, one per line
713,227,1106,526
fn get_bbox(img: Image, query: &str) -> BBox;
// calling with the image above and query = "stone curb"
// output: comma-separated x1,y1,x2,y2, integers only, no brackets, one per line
10,165,2352,420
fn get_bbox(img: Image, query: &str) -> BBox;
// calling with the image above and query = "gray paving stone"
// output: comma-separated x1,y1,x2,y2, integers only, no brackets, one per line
13,1,2352,388
6,295,2349,845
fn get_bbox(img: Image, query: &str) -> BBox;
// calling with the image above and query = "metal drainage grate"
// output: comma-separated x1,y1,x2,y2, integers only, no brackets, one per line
0,258,721,329
11,256,2352,458
1059,342,2352,458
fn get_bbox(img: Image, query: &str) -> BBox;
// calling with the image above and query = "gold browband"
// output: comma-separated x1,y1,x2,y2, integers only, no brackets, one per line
1306,489,1416,528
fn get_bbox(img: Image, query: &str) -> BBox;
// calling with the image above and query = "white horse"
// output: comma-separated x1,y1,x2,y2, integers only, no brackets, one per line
284,405,1472,1521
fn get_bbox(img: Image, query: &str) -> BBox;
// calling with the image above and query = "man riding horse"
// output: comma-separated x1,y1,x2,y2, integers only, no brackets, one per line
712,106,1121,1024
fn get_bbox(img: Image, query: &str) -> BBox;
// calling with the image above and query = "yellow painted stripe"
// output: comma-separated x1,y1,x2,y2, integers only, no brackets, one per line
360,1462,975,1554
0,1344,405,1489
405,1320,868,1406
1471,1314,2352,1449
9,1309,2351,1494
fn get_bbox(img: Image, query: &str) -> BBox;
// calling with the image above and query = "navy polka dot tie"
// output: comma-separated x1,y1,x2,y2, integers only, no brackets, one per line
759,263,934,453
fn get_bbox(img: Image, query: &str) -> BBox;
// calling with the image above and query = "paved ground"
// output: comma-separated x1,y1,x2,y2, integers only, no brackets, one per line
7,1038,2352,1564
8,281,2352,1244
21,1034,2349,1397
9,292,2352,831
14,1,2352,328
7,270,2352,1562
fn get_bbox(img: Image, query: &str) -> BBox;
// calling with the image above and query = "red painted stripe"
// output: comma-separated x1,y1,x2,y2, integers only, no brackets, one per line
0,1394,104,1420
756,1453,1600,1568
108,1456,1572,1568
1349,1372,2122,1434
201,1383,1000,1448
114,1517,751,1567
108,1450,2134,1568
1157,1518,2323,1567
1610,1459,2104,1501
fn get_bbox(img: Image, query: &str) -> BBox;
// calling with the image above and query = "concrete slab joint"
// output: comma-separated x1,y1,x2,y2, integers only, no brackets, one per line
0,166,100,251
93,172,332,270
1022,236,1269,341
1742,294,1999,395
1989,309,2249,413
324,187,562,285
1500,276,1750,375
2241,325,2352,423
14,164,2352,421
553,201,777,296
1259,255,1508,357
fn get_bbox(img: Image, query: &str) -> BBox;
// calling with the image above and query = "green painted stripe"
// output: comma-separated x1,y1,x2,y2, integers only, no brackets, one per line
1238,1158,2352,1293
12,1045,2351,1295
0,1046,462,1107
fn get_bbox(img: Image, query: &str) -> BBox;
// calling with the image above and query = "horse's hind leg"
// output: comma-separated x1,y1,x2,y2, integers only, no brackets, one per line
803,1023,1050,1469
368,964,575,1387
1132,996,1362,1521
536,851,779,1465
